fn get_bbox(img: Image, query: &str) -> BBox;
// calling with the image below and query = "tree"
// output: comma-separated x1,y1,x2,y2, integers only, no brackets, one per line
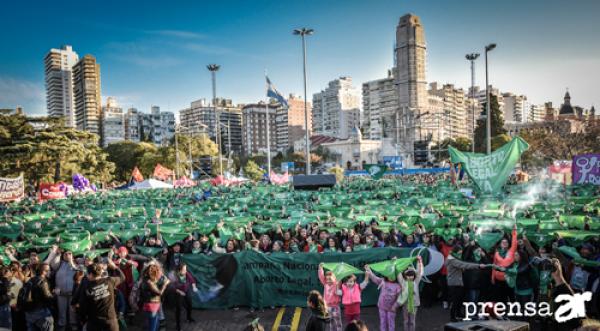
0,113,115,186
473,95,507,153
431,137,472,162
328,166,344,183
243,160,264,181
520,123,600,169
314,145,332,163
105,141,157,181
491,134,511,151
139,146,176,177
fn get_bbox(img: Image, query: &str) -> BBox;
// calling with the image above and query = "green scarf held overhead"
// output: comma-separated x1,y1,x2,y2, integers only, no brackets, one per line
407,281,416,314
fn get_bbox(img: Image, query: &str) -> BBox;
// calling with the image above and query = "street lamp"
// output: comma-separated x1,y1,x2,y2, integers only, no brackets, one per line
484,43,496,154
293,28,314,175
465,53,480,153
207,64,223,176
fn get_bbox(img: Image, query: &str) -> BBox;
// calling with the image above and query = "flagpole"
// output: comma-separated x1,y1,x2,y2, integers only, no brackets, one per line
265,70,272,182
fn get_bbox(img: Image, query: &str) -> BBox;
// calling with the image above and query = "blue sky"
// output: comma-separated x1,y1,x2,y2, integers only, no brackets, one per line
1,0,599,116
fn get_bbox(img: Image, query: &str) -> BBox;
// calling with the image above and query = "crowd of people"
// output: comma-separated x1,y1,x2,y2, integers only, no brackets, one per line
0,174,598,331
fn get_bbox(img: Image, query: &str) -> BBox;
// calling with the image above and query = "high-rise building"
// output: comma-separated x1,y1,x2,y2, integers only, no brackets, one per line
124,108,140,142
362,70,398,140
45,45,79,127
472,86,505,118
312,77,361,139
285,94,312,147
150,106,175,146
395,14,428,153
502,93,528,123
528,104,545,122
72,55,102,135
242,102,280,156
100,97,124,147
179,98,243,155
428,83,469,141
464,95,482,140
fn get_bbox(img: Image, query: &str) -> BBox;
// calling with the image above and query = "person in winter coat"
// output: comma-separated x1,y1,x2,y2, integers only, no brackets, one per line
364,263,402,331
305,290,331,331
47,248,80,331
337,274,369,324
445,246,490,321
396,256,424,331
318,264,342,331
491,224,518,302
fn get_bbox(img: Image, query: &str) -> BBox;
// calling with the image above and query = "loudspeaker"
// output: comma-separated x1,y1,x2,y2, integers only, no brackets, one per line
444,320,529,331
292,174,336,190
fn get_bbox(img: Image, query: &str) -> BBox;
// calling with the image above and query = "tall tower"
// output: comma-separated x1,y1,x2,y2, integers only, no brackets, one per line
395,14,427,159
73,55,102,135
44,45,79,127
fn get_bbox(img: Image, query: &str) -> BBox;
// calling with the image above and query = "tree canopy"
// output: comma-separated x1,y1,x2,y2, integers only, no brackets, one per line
0,113,115,185
474,95,507,153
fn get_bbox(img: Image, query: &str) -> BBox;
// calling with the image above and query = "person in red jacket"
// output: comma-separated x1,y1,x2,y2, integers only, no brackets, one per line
491,224,518,302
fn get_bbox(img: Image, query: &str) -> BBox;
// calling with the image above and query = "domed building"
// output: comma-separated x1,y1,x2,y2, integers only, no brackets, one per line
559,90,575,116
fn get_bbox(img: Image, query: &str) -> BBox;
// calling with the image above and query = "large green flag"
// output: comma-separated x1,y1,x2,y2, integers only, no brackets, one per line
449,137,529,193
364,164,388,180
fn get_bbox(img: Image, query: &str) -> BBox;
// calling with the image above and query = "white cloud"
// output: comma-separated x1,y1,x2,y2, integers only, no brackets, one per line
147,29,206,40
0,76,45,114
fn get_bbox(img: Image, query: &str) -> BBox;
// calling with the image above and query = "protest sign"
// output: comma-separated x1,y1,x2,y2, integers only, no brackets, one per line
183,247,416,309
0,174,24,202
38,183,67,201
572,154,600,185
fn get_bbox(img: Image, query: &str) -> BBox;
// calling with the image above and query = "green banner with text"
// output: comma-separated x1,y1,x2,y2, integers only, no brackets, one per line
449,136,529,193
182,247,419,309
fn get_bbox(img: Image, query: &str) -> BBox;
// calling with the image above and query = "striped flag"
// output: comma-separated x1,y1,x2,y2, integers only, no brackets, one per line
266,76,288,108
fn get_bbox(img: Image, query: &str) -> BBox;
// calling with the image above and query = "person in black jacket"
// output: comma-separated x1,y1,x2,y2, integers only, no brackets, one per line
305,290,330,331
463,243,492,303
0,266,12,329
24,263,54,331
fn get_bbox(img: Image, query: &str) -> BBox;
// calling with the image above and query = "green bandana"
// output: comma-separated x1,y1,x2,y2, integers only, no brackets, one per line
473,250,482,262
191,248,201,254
450,251,462,260
407,281,416,314
498,247,507,258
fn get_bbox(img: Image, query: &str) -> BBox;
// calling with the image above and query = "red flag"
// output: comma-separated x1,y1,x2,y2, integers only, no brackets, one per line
153,164,173,181
132,167,144,182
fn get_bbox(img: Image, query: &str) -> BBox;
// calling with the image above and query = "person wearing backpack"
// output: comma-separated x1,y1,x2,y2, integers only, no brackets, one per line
21,262,54,331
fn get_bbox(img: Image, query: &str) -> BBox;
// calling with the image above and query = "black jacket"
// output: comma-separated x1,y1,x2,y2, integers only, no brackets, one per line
0,277,10,306
30,276,54,310
305,308,330,331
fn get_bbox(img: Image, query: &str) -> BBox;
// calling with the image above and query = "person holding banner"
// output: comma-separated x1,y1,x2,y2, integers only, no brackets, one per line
318,263,342,331
397,256,424,331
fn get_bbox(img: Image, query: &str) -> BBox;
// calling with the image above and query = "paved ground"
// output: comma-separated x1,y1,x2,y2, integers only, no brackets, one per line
128,304,451,331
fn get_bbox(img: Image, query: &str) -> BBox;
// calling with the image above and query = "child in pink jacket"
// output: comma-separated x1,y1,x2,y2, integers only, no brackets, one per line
336,274,369,325
318,263,342,331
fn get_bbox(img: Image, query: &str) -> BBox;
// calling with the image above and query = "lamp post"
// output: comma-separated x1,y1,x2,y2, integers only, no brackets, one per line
207,64,222,176
293,27,314,175
465,53,480,153
484,44,496,154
